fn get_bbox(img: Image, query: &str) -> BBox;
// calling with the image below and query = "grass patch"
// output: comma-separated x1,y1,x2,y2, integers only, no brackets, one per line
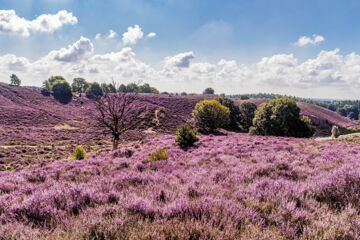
54,124,79,130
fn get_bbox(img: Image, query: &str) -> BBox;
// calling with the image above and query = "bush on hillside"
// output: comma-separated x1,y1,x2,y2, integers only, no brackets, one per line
249,97,315,138
73,145,87,160
42,76,66,91
331,125,340,138
71,78,89,93
239,101,257,131
193,100,230,133
203,87,215,94
86,82,103,98
216,97,241,129
175,125,199,148
52,80,73,104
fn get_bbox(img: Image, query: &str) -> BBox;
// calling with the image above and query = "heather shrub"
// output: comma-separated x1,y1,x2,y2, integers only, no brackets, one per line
239,100,257,131
73,145,87,160
175,125,199,148
249,97,315,138
147,148,168,162
216,97,241,129
52,80,73,104
193,100,230,133
331,125,340,138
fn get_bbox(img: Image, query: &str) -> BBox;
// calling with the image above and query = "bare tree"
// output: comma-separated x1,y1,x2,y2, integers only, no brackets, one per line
93,91,146,150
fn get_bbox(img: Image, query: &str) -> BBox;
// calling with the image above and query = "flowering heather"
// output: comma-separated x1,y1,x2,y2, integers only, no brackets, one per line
0,132,359,239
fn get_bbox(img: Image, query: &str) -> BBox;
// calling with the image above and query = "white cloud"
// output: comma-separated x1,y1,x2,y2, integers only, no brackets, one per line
122,24,144,45
107,29,117,39
95,33,101,39
0,9,77,37
295,34,325,47
147,32,156,38
46,36,94,62
165,51,195,68
0,54,29,71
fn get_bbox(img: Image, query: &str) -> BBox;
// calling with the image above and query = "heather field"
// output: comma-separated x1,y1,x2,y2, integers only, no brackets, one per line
1,84,360,239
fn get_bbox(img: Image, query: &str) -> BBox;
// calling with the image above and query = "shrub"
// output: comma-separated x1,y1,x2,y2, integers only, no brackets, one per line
239,101,257,131
147,148,168,162
193,100,230,133
73,145,87,160
71,78,89,93
52,80,73,104
42,76,66,91
86,82,103,98
249,97,315,138
203,87,215,94
331,125,340,138
175,125,199,148
216,97,241,129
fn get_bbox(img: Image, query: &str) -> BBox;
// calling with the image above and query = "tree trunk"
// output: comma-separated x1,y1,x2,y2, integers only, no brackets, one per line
112,135,119,150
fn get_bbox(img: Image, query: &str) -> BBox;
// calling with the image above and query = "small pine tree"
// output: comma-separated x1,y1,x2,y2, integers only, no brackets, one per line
10,74,21,86
175,125,199,148
73,145,87,160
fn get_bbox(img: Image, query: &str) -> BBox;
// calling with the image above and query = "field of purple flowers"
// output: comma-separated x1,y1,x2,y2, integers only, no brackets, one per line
0,132,360,239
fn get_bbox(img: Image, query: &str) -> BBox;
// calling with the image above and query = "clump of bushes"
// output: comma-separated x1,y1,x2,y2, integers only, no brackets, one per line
73,145,87,160
239,101,257,131
331,125,340,138
249,97,315,138
175,125,199,148
52,80,73,103
193,100,230,133
86,82,104,98
147,147,168,162
216,97,241,129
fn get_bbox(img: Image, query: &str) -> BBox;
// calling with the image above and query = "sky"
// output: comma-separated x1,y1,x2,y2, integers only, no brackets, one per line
1,0,360,99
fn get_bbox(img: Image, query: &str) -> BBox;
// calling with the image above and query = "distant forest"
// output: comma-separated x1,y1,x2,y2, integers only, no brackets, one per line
231,93,360,121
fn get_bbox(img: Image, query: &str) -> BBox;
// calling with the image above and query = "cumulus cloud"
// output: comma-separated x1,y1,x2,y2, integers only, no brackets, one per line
295,34,325,47
0,54,29,71
95,33,101,39
0,9,77,37
122,24,144,45
147,32,156,38
46,36,94,62
165,52,195,68
107,29,117,39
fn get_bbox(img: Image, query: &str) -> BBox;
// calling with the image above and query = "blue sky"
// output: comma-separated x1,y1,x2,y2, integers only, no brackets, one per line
1,0,360,98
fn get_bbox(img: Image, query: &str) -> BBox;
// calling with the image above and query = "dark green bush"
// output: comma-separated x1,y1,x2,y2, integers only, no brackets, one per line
52,80,73,103
86,82,103,98
249,97,315,138
216,97,241,129
175,125,199,148
239,101,257,131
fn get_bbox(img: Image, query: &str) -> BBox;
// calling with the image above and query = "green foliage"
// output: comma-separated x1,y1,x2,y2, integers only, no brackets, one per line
86,82,103,98
118,84,127,93
71,78,89,93
203,87,215,94
73,145,87,160
175,125,199,148
180,92,187,96
249,97,315,138
147,147,168,162
52,80,73,103
42,76,65,91
239,101,257,131
216,97,241,129
101,83,117,93
193,100,230,133
9,74,21,86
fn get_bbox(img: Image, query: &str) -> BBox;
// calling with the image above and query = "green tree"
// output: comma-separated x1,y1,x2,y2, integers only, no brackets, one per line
193,99,230,133
118,84,127,93
9,74,21,86
216,97,241,129
126,83,139,93
71,78,89,93
249,97,315,138
42,76,66,91
86,82,104,98
203,87,215,94
52,80,73,103
239,101,257,131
